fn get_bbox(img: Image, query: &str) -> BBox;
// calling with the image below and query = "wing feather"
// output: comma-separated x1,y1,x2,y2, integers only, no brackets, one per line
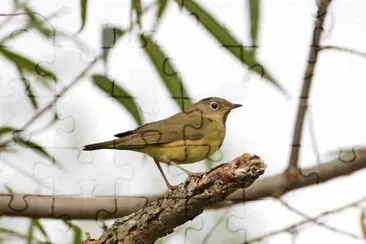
113,109,210,147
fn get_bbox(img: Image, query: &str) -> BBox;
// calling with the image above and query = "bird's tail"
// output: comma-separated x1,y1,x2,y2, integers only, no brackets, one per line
82,140,117,151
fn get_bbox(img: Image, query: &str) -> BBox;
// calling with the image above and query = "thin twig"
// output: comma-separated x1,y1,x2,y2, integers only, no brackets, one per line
0,3,24,30
202,209,230,244
278,198,362,240
247,196,366,243
287,0,332,174
319,45,366,58
0,54,102,148
22,58,100,130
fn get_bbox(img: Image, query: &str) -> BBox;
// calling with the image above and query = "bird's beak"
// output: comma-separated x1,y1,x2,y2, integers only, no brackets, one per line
230,103,242,109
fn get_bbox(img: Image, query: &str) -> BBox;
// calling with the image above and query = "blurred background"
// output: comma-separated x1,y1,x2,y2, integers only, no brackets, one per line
0,0,365,243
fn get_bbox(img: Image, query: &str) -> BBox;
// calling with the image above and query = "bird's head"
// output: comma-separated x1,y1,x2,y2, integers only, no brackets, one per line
187,97,242,123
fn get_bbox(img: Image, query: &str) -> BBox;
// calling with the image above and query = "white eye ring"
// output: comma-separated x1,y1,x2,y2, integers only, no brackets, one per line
210,102,220,111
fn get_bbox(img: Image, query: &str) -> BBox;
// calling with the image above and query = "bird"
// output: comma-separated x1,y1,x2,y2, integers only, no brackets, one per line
83,97,241,189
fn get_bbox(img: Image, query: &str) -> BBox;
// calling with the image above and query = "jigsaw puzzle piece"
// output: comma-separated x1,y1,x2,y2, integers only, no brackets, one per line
225,206,249,244
32,159,66,195
337,146,357,164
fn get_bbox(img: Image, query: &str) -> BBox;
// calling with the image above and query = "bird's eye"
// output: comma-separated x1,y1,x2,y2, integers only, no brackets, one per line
210,102,220,111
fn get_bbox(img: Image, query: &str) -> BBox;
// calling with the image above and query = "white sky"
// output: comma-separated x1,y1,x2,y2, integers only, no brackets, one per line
0,0,366,243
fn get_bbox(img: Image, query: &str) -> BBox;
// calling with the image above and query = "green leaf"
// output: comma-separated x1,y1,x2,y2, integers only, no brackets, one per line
16,65,38,109
139,34,192,110
32,219,49,241
154,0,169,28
4,184,14,194
248,0,260,55
78,0,88,33
92,74,143,125
101,26,125,63
0,47,57,83
0,127,15,137
21,78,38,109
24,7,55,39
131,0,143,28
176,0,286,94
361,210,366,238
0,227,28,239
16,137,58,165
62,220,82,244
27,219,34,244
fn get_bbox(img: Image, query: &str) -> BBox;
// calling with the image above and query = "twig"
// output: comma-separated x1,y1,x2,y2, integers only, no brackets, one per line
85,154,266,244
0,149,365,219
202,209,230,244
0,54,102,148
319,45,366,58
246,196,366,243
278,198,362,240
287,0,332,175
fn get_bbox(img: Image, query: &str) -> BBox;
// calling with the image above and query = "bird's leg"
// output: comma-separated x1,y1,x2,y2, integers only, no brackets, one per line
153,158,175,190
168,161,201,177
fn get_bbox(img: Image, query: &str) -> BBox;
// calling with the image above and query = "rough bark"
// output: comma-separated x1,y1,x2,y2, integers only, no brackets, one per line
84,153,266,244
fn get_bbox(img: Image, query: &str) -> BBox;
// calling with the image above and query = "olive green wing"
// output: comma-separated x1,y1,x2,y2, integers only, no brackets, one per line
114,109,210,147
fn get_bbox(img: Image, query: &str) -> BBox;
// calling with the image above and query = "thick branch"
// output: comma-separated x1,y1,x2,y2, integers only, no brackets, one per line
230,148,365,201
84,154,266,244
0,150,365,219
287,0,331,173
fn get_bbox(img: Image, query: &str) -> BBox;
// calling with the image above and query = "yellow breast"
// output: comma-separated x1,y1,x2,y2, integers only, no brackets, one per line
141,120,225,164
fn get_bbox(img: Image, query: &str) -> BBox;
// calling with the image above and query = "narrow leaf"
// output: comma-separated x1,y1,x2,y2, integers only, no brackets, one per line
101,26,125,63
33,219,49,241
21,78,38,109
361,210,366,238
63,220,82,244
154,0,169,28
132,0,143,28
78,0,88,33
0,47,57,83
177,0,286,94
248,0,260,55
139,34,192,110
0,127,15,137
24,7,54,39
27,219,34,244
16,65,38,109
92,74,143,125
4,184,14,194
16,138,57,165
0,227,29,239
72,225,82,244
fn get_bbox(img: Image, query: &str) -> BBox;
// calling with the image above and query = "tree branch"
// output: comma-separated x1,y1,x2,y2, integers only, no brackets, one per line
287,0,332,174
277,198,362,240
230,148,365,201
319,45,366,58
0,149,365,219
84,153,266,244
247,196,366,243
